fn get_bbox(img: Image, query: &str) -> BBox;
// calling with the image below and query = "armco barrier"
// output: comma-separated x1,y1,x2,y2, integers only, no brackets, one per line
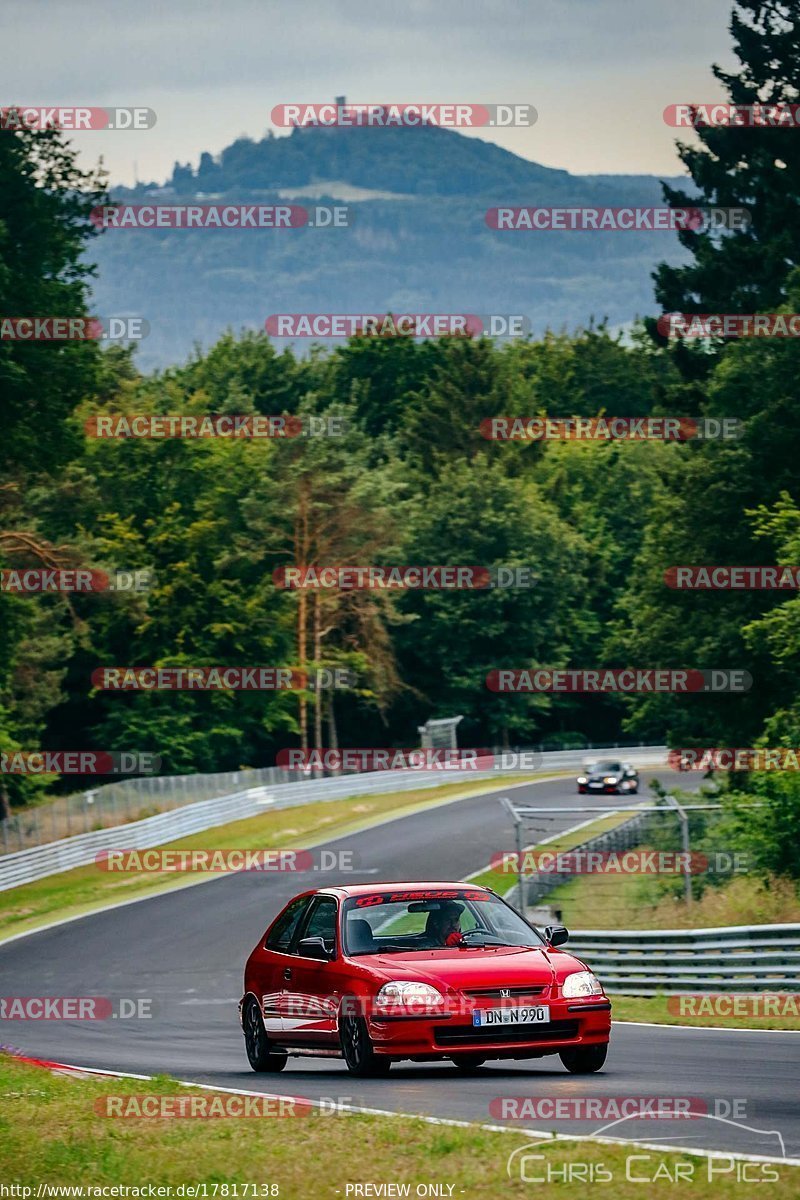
0,746,667,892
567,924,800,994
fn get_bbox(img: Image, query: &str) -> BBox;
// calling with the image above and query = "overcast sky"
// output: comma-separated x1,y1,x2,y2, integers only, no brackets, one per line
3,0,737,186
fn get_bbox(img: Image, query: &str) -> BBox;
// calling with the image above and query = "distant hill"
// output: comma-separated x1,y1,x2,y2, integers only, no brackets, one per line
88,124,692,369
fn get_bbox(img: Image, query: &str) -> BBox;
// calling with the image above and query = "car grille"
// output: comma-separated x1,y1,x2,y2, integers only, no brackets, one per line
463,986,547,1002
434,1019,579,1047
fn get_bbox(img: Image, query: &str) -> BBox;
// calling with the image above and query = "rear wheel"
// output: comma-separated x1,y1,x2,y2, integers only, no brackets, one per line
243,998,288,1073
559,1044,607,1074
450,1054,486,1072
340,1009,391,1077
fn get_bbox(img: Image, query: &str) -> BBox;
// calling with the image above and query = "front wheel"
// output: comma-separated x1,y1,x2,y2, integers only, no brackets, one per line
340,1009,391,1077
243,998,288,1072
559,1044,607,1074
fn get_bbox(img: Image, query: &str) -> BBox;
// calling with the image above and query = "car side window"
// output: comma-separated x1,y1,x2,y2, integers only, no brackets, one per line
265,896,311,952
293,896,338,956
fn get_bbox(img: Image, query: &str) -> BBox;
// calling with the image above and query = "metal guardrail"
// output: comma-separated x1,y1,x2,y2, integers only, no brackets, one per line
0,745,667,892
568,924,800,994
0,738,663,854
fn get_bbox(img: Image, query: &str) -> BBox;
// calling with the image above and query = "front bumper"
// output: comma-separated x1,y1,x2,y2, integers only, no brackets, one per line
366,997,611,1059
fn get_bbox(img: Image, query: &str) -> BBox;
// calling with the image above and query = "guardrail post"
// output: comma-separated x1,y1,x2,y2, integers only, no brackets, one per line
500,796,525,912
665,793,692,908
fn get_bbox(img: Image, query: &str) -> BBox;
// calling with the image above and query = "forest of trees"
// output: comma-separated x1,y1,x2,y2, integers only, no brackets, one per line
1,1,799,884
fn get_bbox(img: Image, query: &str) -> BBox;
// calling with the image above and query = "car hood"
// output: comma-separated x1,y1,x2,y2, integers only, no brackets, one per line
360,945,586,990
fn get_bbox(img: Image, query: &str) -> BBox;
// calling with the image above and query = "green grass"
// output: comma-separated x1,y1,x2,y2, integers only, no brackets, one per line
1,1056,796,1198
537,856,800,930
610,993,800,1030
0,774,554,943
468,811,636,895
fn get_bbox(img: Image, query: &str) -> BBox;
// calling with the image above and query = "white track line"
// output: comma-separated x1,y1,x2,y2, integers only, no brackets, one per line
15,1054,800,1169
615,1020,800,1034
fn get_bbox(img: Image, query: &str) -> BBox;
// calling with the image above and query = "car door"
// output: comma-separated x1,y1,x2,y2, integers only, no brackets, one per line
281,895,340,1045
257,894,313,1035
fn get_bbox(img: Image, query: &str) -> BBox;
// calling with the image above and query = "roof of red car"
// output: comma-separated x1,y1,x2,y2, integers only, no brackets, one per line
321,881,492,897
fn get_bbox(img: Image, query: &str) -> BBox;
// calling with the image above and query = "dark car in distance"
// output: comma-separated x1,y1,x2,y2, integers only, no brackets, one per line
577,759,639,795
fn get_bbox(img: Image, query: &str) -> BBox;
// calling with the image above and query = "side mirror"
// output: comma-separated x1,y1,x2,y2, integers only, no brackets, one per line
544,925,569,948
297,936,333,961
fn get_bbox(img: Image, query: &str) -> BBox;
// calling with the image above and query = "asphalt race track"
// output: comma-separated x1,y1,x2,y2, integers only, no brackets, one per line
2,769,798,1160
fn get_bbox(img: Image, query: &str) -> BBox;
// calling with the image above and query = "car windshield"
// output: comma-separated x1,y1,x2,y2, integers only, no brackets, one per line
341,890,545,956
585,760,621,773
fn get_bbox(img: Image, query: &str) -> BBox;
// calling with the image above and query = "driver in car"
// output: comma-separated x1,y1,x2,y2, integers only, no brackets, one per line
425,900,465,947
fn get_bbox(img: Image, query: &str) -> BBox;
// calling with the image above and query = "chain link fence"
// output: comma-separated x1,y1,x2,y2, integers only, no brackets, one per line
0,738,658,855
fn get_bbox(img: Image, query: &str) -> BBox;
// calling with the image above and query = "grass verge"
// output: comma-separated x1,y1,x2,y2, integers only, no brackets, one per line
0,1056,796,1198
0,774,552,944
537,861,800,929
609,993,800,1031
468,810,637,895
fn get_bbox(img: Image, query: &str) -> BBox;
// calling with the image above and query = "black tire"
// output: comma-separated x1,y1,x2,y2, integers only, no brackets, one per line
450,1054,487,1072
559,1044,607,1074
340,1009,391,1077
243,997,288,1073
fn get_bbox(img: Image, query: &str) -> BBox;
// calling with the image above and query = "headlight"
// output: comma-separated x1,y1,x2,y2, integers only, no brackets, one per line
562,971,603,998
577,776,587,784
376,981,444,1007
603,776,618,784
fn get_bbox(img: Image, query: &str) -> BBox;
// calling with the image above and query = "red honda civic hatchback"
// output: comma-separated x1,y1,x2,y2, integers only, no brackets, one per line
239,882,611,1076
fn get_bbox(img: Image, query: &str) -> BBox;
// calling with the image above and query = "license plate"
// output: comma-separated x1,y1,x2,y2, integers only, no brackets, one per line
472,1005,550,1027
